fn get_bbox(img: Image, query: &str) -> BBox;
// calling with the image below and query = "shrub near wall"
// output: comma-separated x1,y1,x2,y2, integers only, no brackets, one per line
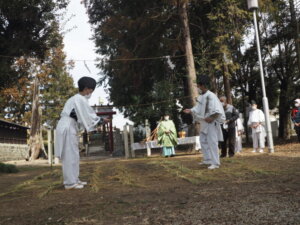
0,162,18,173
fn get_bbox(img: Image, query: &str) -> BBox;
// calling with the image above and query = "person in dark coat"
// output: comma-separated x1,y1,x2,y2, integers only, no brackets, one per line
219,96,239,157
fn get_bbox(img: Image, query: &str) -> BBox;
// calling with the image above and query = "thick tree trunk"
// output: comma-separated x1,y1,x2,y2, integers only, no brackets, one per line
289,0,300,76
179,1,198,107
223,65,232,104
222,54,232,104
178,1,200,136
278,81,291,140
29,77,42,160
208,63,217,93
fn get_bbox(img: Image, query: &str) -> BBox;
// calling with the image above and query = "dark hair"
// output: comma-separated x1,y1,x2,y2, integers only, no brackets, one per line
78,77,97,92
197,75,210,88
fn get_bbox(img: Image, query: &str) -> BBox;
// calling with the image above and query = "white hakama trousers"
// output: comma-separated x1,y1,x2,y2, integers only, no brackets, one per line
55,117,80,186
235,136,242,153
252,130,265,149
200,123,221,166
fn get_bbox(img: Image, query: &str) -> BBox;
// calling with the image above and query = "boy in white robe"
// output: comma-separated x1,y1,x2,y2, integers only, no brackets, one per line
183,75,225,170
247,101,266,153
55,77,108,189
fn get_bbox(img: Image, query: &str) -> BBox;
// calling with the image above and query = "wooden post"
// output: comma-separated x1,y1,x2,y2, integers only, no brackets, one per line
53,129,59,164
47,129,53,166
123,125,130,158
109,114,114,153
145,119,151,156
84,130,89,156
129,125,135,158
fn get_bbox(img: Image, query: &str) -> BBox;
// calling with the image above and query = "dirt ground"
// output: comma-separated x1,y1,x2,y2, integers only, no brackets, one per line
1,142,300,225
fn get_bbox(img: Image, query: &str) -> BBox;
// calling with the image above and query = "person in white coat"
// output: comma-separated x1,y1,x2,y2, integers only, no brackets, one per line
247,100,266,153
55,77,108,189
183,75,225,170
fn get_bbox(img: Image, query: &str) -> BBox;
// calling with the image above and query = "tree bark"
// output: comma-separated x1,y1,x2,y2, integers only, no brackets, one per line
222,53,232,104
178,1,200,136
223,65,232,104
289,0,300,76
208,63,217,93
178,1,198,107
278,80,291,139
29,77,42,160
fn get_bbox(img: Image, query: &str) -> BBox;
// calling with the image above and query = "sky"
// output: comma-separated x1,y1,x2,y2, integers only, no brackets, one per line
63,0,132,129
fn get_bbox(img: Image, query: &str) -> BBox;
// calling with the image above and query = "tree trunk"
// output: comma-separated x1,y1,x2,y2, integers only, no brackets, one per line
222,53,232,104
178,1,199,136
289,0,300,76
278,80,291,140
178,1,198,107
208,63,217,93
223,64,232,104
29,77,42,160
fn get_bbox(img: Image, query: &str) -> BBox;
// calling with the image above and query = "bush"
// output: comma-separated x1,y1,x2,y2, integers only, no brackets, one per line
0,162,18,173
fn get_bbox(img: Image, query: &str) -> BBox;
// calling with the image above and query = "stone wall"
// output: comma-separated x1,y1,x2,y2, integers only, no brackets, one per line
0,143,29,161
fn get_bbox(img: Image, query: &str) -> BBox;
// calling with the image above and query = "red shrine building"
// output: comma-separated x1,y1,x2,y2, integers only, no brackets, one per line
90,104,117,154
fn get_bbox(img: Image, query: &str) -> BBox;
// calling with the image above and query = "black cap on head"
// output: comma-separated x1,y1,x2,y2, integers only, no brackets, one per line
78,77,97,92
250,100,257,105
197,75,210,87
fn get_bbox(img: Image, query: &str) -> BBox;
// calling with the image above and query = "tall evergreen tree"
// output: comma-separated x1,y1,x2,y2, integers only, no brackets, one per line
0,0,68,89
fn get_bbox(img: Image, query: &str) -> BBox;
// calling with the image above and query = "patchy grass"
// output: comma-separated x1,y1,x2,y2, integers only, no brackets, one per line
107,164,144,187
0,169,61,198
90,162,144,193
148,159,216,184
0,142,300,225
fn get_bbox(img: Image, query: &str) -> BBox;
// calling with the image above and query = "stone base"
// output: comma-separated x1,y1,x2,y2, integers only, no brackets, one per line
0,143,29,161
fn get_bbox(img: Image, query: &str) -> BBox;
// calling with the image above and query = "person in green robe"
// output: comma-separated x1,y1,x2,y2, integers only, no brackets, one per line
157,113,178,157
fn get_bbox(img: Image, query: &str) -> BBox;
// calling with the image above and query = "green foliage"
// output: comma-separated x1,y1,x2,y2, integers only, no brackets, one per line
0,0,68,89
0,162,18,173
84,0,299,139
84,0,186,126
84,0,250,126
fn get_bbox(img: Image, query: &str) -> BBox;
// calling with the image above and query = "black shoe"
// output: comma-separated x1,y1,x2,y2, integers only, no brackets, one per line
220,155,226,158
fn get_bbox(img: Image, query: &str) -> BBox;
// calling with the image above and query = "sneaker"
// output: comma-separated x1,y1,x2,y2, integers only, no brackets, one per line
208,165,219,170
198,161,211,165
65,183,84,190
251,149,257,153
78,180,88,185
259,149,264,153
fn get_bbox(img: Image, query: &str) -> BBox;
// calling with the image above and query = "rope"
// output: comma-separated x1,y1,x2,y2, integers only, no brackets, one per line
0,52,222,63
42,95,191,109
